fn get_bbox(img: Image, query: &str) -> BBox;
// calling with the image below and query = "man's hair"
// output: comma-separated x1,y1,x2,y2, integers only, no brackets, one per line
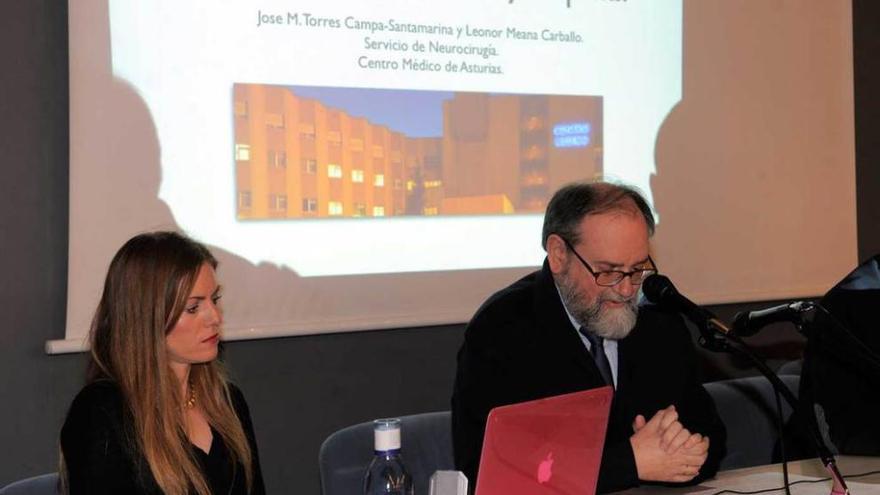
541,181,655,249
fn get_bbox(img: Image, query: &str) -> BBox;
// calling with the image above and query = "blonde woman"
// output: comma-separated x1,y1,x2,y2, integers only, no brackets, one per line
60,232,264,494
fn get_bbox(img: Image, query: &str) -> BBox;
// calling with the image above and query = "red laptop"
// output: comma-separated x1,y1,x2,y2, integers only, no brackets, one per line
475,386,613,495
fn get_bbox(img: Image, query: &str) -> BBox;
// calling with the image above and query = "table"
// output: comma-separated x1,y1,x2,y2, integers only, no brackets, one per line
613,456,880,494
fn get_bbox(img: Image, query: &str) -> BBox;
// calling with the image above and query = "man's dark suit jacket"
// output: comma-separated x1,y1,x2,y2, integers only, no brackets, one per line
451,261,726,493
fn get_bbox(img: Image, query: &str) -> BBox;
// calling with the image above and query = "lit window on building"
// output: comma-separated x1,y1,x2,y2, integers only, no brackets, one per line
300,126,316,140
525,116,543,131
353,203,367,217
269,194,287,211
266,113,285,129
424,180,442,189
303,159,317,174
351,169,365,183
268,150,287,168
373,206,386,217
302,198,317,213
423,207,438,215
238,191,252,209
374,174,385,187
406,180,415,192
234,101,248,118
328,201,343,216
525,145,544,160
234,144,251,161
328,164,343,179
522,173,547,186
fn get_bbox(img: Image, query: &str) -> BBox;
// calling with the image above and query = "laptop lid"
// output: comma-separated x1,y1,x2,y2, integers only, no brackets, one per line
475,386,613,495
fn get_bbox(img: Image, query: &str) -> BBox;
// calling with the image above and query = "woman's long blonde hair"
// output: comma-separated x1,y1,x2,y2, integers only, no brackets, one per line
80,231,254,495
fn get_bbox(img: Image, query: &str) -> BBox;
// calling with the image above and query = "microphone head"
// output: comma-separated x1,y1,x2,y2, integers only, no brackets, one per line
641,274,727,332
642,273,677,304
732,311,755,337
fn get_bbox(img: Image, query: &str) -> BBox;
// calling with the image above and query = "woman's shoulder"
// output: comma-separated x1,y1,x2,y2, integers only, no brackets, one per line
226,381,244,397
64,380,127,428
61,380,131,456
225,382,249,412
224,382,260,432
70,380,124,408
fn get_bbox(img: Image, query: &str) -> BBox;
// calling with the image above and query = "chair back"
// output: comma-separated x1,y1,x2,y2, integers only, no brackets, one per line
777,359,802,376
0,473,60,495
705,375,800,470
319,411,454,495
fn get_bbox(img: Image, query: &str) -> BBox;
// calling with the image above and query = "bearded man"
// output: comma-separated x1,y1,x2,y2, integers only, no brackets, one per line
451,181,726,493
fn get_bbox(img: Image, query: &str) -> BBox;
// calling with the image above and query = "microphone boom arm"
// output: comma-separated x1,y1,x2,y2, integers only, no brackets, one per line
641,275,849,493
700,313,849,494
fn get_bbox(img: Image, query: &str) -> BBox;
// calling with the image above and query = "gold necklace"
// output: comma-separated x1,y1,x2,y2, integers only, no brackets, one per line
185,379,196,409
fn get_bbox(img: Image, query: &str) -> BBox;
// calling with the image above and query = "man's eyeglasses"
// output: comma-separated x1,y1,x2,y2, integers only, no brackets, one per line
560,237,657,287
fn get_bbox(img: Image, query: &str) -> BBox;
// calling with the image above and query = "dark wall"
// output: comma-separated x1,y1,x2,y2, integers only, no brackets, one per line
1,1,877,493
0,0,79,483
854,0,880,262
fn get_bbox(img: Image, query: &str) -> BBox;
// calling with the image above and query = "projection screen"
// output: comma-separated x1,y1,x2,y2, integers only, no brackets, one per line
50,0,856,353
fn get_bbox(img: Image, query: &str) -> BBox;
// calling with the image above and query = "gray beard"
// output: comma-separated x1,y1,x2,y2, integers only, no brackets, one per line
557,270,639,340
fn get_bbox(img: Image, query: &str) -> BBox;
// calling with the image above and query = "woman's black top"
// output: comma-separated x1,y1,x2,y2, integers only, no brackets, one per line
61,380,266,494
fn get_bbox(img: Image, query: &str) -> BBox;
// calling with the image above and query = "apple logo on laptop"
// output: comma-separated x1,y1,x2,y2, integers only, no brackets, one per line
537,452,554,484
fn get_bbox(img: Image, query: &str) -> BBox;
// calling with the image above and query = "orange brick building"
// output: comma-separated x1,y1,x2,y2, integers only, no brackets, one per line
233,85,601,219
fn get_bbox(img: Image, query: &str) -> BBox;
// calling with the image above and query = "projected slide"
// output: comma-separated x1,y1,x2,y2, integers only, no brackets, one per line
63,1,858,351
104,0,680,276
233,85,602,220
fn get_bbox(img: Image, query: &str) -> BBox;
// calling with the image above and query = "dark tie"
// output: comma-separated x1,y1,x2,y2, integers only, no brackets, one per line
579,328,614,388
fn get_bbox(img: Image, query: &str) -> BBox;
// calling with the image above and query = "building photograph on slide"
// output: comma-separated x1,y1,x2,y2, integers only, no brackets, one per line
233,85,603,220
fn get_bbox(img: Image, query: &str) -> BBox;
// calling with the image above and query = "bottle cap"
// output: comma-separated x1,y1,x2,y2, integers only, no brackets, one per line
373,418,401,451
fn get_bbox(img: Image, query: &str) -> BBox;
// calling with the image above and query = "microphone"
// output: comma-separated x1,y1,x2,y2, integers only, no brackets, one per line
645,276,845,490
642,274,731,333
732,301,816,337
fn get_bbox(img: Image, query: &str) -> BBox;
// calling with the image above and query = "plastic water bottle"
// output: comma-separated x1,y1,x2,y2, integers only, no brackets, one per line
363,418,414,495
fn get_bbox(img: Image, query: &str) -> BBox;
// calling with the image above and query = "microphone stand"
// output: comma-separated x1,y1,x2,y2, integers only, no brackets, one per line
693,317,850,494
